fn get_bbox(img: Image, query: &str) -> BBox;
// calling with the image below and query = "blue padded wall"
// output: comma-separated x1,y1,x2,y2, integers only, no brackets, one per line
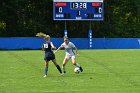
0,38,140,49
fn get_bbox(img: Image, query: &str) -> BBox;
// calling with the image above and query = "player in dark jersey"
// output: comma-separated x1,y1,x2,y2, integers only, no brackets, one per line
42,35,63,77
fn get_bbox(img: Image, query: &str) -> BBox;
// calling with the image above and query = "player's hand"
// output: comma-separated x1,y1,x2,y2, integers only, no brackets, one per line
54,51,57,54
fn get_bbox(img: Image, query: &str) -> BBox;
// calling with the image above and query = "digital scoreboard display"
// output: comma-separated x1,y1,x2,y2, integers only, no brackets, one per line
53,0,104,20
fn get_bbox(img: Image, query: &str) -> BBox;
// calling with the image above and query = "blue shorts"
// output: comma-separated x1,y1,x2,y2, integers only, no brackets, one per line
44,52,55,61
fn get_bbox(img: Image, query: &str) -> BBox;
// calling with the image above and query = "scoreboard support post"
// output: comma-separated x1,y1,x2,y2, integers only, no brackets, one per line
64,21,68,36
64,29,68,37
88,21,93,49
88,29,93,49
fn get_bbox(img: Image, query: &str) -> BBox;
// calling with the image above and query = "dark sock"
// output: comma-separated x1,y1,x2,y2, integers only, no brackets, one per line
62,64,66,73
45,67,48,75
56,65,62,74
79,66,83,72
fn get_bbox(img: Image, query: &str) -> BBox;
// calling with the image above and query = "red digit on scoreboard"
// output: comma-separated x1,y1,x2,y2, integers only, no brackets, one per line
55,2,67,6
92,3,102,7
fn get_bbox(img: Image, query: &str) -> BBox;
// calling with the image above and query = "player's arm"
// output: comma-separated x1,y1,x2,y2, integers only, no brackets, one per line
74,46,79,56
50,42,56,50
54,46,62,53
71,42,79,56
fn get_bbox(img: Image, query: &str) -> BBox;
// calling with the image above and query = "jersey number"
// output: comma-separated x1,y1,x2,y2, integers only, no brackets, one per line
44,44,48,48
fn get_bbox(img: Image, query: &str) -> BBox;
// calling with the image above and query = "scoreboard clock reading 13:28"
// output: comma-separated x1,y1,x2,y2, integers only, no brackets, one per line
53,0,104,20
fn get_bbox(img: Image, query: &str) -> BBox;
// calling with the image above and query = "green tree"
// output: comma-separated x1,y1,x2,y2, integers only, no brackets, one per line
0,0,139,37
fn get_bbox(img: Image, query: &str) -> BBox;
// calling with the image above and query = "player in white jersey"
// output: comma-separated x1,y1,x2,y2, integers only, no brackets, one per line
55,36,83,73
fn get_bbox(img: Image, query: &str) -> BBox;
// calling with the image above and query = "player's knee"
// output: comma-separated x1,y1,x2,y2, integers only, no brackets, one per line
72,62,76,65
45,62,49,66
72,60,76,65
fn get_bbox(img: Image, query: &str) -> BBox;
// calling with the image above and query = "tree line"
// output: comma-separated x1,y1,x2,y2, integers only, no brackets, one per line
0,0,140,38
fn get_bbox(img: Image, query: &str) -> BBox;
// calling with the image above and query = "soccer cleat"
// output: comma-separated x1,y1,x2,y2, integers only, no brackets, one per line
43,75,47,77
79,67,83,72
60,73,64,76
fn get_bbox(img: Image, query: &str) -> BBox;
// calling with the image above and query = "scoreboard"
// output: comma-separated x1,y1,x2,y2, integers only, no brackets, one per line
53,0,104,20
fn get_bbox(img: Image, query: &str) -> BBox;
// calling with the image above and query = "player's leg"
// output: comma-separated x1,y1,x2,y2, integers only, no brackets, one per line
62,57,69,73
71,56,83,72
52,59,63,74
44,60,49,77
44,52,50,77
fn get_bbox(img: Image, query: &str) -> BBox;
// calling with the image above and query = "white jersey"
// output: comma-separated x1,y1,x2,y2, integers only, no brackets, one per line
61,42,75,56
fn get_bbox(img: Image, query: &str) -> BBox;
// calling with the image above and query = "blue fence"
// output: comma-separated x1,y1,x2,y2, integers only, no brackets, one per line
0,38,140,49
93,38,140,49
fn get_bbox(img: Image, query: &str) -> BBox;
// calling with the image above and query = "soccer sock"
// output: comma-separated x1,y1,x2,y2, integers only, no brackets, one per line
56,65,62,74
74,63,83,72
45,67,48,75
74,63,80,68
62,64,66,73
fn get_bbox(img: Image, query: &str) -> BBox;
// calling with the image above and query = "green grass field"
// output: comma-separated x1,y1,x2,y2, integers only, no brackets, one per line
0,49,140,93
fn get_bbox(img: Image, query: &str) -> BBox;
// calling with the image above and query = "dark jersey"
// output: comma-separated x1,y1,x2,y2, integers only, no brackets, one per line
43,41,53,53
43,41,55,61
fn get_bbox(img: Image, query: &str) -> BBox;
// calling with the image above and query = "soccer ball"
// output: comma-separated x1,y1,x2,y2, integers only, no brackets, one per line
74,67,81,73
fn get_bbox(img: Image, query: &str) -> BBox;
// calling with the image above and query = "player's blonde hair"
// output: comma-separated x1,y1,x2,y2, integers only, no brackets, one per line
63,36,68,40
45,35,50,40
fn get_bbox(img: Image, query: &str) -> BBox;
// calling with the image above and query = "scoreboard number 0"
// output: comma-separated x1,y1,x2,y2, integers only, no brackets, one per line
99,7,102,13
59,7,63,13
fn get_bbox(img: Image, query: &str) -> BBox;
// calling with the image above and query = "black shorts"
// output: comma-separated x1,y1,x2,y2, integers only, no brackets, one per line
44,52,55,61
